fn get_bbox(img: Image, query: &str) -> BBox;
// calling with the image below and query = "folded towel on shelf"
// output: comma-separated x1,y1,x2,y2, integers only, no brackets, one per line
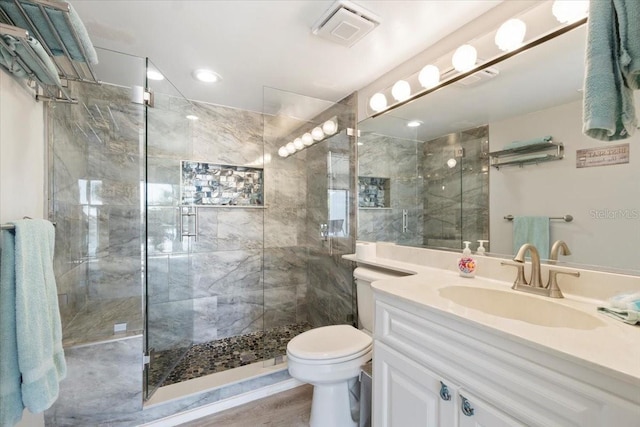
513,216,550,260
582,0,637,141
13,219,66,413
0,0,98,64
0,230,25,427
503,136,552,150
614,0,640,89
0,33,61,85
597,292,640,325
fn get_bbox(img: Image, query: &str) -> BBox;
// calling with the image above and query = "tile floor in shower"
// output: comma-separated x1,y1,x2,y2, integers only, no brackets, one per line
149,322,312,387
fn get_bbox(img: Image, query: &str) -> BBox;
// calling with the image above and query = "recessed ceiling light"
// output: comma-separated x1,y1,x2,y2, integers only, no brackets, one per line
147,69,164,81
193,69,221,83
186,115,199,121
407,120,422,127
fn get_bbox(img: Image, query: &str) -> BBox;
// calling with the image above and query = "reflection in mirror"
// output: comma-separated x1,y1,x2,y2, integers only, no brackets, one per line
358,23,640,274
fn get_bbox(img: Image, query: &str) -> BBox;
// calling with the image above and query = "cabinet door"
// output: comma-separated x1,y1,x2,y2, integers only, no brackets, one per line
457,390,526,427
374,341,456,427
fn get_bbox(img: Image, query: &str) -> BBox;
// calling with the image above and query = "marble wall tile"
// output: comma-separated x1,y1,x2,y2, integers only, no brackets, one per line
87,255,142,300
216,290,264,339
264,167,306,210
264,207,306,248
190,249,263,298
56,263,88,328
168,253,192,301
264,286,297,328
107,206,141,257
191,207,219,253
147,107,192,159
263,246,307,289
148,299,193,351
193,296,218,344
45,336,143,426
216,208,264,251
147,254,169,304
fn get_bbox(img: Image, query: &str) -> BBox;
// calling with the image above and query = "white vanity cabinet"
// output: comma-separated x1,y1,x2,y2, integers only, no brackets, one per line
373,294,640,427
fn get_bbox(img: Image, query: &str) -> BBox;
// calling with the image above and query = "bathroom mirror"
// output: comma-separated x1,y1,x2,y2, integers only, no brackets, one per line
358,22,640,274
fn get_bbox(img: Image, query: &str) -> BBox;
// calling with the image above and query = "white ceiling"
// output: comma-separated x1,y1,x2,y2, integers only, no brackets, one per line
71,0,502,114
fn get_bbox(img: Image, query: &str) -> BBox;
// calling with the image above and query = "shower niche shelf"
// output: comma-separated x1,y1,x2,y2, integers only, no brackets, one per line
489,141,563,169
180,161,263,207
358,176,390,208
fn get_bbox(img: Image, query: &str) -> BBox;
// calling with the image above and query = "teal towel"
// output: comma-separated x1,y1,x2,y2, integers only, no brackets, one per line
583,0,637,141
597,292,640,325
513,216,550,260
0,230,25,427
503,136,552,150
0,0,98,64
614,0,640,89
13,219,66,413
0,34,61,85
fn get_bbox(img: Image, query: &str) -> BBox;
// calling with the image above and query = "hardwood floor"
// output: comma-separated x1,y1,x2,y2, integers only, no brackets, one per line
179,384,313,426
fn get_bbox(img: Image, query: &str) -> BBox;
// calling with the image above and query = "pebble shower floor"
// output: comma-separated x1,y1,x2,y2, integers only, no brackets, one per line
149,323,312,387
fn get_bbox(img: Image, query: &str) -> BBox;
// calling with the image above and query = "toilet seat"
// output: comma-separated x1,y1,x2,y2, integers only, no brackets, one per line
287,325,372,363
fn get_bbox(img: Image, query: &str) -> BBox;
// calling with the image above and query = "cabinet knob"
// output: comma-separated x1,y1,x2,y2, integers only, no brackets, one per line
439,381,451,401
460,396,475,417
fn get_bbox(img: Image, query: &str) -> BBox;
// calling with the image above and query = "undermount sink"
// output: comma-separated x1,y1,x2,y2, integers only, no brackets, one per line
438,286,606,330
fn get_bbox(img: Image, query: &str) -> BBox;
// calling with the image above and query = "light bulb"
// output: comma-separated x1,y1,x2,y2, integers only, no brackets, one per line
310,127,323,141
452,44,477,72
193,69,221,83
301,133,313,146
418,65,440,89
293,138,304,150
186,115,198,121
278,147,289,157
391,80,411,102
322,119,338,135
447,158,457,168
286,142,296,154
552,0,589,23
495,19,526,52
147,69,164,81
369,93,387,112
407,120,422,128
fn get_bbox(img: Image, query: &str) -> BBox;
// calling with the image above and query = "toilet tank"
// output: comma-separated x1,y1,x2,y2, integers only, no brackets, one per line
354,266,408,334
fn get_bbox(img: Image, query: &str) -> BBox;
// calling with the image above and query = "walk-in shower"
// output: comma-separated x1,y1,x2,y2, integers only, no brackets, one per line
46,47,357,423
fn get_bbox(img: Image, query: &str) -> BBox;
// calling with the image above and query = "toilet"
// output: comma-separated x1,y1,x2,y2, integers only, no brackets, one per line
287,266,406,427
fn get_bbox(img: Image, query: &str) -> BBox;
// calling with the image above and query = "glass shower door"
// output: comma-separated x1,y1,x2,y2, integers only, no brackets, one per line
144,59,195,399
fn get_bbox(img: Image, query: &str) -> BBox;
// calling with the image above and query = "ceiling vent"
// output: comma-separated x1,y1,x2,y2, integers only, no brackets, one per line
311,1,381,47
441,62,500,87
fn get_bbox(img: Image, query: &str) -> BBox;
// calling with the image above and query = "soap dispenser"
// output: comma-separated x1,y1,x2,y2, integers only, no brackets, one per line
477,240,488,256
458,241,476,278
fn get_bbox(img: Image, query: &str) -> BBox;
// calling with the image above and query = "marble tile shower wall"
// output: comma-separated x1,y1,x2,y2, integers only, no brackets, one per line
49,81,145,345
422,126,489,249
304,95,357,328
147,93,311,350
358,133,424,246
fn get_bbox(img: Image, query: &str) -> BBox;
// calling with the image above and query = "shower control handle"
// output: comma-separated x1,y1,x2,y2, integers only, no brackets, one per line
180,207,198,242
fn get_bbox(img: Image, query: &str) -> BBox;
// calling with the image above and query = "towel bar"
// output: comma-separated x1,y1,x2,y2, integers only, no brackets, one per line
504,214,573,222
1,220,57,230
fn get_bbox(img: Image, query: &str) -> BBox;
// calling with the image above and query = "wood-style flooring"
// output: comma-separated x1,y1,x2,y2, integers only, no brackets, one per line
179,384,313,426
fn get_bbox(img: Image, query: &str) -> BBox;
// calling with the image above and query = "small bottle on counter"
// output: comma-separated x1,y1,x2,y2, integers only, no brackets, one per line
458,241,476,278
477,240,488,256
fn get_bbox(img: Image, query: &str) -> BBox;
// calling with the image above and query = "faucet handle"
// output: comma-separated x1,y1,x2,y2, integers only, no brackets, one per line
501,260,528,289
546,268,580,298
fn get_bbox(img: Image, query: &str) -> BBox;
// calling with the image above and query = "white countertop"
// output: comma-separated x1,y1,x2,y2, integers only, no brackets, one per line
344,253,640,388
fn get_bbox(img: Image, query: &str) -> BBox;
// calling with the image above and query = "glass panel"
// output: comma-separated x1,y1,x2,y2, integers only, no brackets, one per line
48,47,146,348
262,87,357,365
144,58,194,399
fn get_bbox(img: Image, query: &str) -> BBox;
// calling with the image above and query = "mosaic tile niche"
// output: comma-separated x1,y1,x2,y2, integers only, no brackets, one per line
358,177,390,208
181,161,263,206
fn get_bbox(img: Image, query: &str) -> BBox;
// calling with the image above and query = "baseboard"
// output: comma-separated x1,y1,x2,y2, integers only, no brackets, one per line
138,378,305,426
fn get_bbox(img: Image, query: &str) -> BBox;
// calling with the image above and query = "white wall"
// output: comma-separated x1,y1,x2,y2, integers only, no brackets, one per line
0,73,46,427
0,73,46,223
489,95,640,271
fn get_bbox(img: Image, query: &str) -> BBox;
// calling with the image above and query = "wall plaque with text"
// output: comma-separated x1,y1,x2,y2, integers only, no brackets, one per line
576,143,629,168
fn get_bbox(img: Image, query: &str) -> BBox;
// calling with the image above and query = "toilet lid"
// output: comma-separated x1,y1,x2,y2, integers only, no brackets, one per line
287,325,372,360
